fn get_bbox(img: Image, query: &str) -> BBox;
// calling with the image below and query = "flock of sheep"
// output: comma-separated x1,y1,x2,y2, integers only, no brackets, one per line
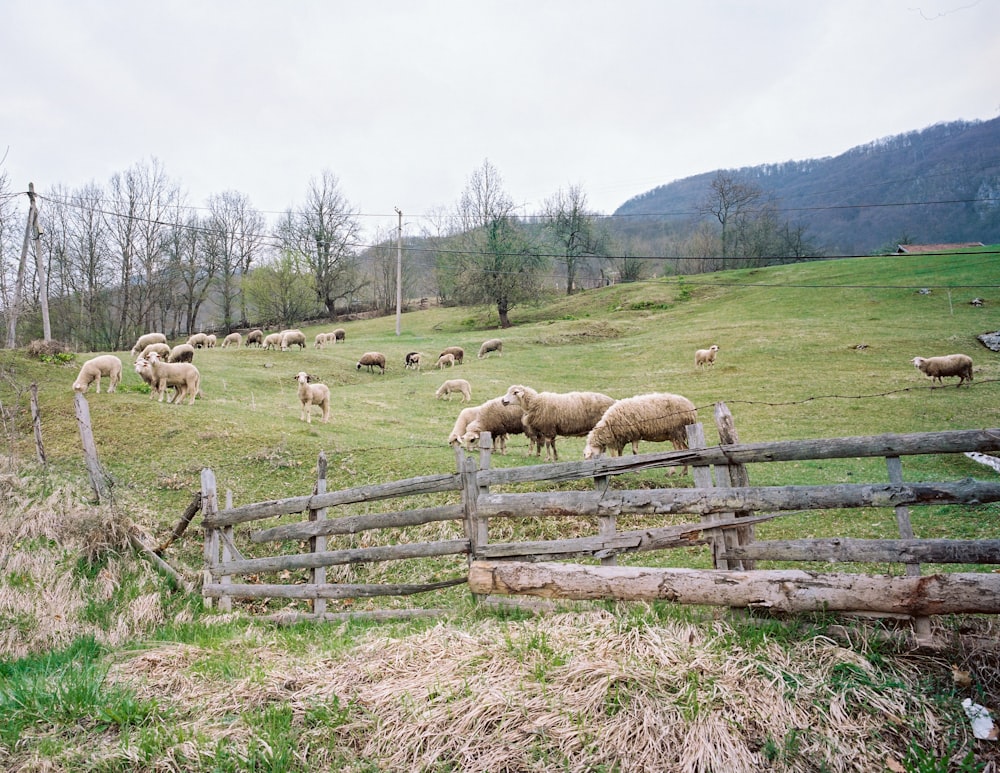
69,325,977,464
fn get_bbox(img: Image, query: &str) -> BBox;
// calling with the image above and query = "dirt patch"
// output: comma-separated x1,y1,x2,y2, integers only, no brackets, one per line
531,320,624,347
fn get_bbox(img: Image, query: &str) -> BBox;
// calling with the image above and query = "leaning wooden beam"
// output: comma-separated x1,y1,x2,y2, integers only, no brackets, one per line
722,538,1000,565
212,538,470,577
264,609,447,624
476,480,1000,519
203,472,462,528
468,561,1000,615
203,577,466,599
250,504,464,544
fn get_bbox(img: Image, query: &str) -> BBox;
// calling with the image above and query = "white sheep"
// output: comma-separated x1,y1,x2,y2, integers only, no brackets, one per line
439,346,464,365
447,405,481,446
205,334,217,348
129,333,167,357
477,338,503,359
72,355,123,394
460,396,537,456
436,352,456,369
357,351,386,374
583,393,699,466
221,332,242,348
436,378,472,402
314,333,327,349
186,332,208,349
501,384,616,462
280,329,306,351
262,333,283,350
294,371,331,424
139,342,171,361
144,351,201,405
911,354,974,387
695,344,720,367
245,329,264,347
168,343,195,363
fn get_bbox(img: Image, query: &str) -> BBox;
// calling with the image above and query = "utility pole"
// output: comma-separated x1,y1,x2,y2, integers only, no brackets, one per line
6,182,46,348
394,207,403,336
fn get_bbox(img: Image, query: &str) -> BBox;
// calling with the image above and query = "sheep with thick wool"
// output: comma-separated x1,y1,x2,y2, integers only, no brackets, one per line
262,333,282,350
357,351,386,374
143,351,201,405
501,384,615,462
140,342,171,361
404,351,425,370
72,355,123,394
221,332,242,348
279,329,306,351
439,346,464,365
447,406,481,446
205,334,217,348
695,344,719,367
332,328,346,342
911,354,973,387
294,371,330,424
583,393,698,464
168,343,195,363
461,396,537,456
436,352,455,369
245,329,264,347
130,333,167,357
186,332,208,348
477,338,503,359
436,378,472,402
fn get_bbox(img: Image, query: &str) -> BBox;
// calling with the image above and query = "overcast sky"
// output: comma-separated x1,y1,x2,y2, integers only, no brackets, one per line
3,0,998,241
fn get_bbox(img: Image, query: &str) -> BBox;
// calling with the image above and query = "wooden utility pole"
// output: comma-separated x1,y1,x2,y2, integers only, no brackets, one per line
394,207,402,336
5,183,48,348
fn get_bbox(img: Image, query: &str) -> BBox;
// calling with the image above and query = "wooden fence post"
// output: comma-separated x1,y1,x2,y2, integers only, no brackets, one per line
714,402,753,570
687,422,729,569
74,392,110,503
201,468,220,609
886,455,931,638
30,383,45,466
594,457,615,567
310,452,329,617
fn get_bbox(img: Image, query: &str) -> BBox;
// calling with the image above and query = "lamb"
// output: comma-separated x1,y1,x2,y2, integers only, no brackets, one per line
262,333,283,350
279,329,306,351
911,354,973,387
186,332,208,349
144,351,201,405
168,343,195,363
72,355,123,394
129,333,167,357
695,344,720,367
477,338,503,359
294,371,331,424
357,351,386,374
404,351,424,370
460,396,537,455
205,334,217,348
436,352,455,369
501,384,616,462
221,332,242,348
583,393,699,466
139,342,171,361
439,346,464,365
436,378,472,402
447,406,481,446
245,329,264,347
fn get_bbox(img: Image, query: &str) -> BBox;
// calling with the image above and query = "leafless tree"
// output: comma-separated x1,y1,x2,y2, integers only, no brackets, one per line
206,190,267,328
543,184,607,295
698,171,764,259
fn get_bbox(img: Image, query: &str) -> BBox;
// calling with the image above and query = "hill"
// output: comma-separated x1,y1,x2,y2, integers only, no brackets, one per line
614,117,1000,255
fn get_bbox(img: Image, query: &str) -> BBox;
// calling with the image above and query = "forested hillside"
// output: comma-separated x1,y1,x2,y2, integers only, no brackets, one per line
614,117,1000,255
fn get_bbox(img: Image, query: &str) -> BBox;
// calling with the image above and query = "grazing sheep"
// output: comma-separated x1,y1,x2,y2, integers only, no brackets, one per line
357,351,386,374
583,393,699,467
129,333,167,357
262,333,283,350
477,338,503,359
205,334,217,348
460,396,538,456
404,351,424,370
168,343,195,363
695,344,720,367
436,378,472,402
144,351,201,405
221,332,242,349
246,329,264,347
436,352,456,369
911,354,974,387
280,329,306,351
501,384,616,462
72,355,123,394
333,328,346,342
140,342,171,361
186,332,209,349
439,346,464,365
294,371,331,424
447,406,481,446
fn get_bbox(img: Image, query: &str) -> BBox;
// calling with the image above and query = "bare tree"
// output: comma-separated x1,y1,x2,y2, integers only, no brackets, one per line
164,208,216,335
207,190,267,329
698,171,764,259
543,184,606,295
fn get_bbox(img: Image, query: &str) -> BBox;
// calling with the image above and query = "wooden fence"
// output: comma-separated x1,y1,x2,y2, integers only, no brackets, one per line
201,405,1000,621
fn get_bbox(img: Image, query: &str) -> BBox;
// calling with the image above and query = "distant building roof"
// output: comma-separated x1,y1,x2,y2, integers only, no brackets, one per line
895,242,984,254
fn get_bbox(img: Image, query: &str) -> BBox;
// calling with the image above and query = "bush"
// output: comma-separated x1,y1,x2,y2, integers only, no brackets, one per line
24,340,75,363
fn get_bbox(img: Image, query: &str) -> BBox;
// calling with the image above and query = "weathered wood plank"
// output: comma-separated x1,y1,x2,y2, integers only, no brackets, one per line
203,577,466,599
476,480,1000,519
722,538,1000,565
468,561,1000,615
264,609,447,624
250,504,464,544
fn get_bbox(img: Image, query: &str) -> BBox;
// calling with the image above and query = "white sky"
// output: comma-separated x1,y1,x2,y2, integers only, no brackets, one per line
3,0,998,241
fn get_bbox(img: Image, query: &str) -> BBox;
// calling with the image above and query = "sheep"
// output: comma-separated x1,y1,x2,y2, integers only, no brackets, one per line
280,329,306,351
436,352,455,369
144,351,201,405
245,329,264,347
911,354,974,387
129,332,167,357
314,333,328,349
133,357,181,402
139,342,171,361
477,338,503,359
501,384,616,462
293,371,331,424
404,351,423,370
695,344,720,368
262,333,283,350
439,346,464,365
333,328,346,342
447,406,481,446
221,332,242,349
168,343,195,363
72,355,123,394
583,393,699,469
436,378,472,402
186,332,209,349
205,334,217,348
357,351,386,374
460,396,538,456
